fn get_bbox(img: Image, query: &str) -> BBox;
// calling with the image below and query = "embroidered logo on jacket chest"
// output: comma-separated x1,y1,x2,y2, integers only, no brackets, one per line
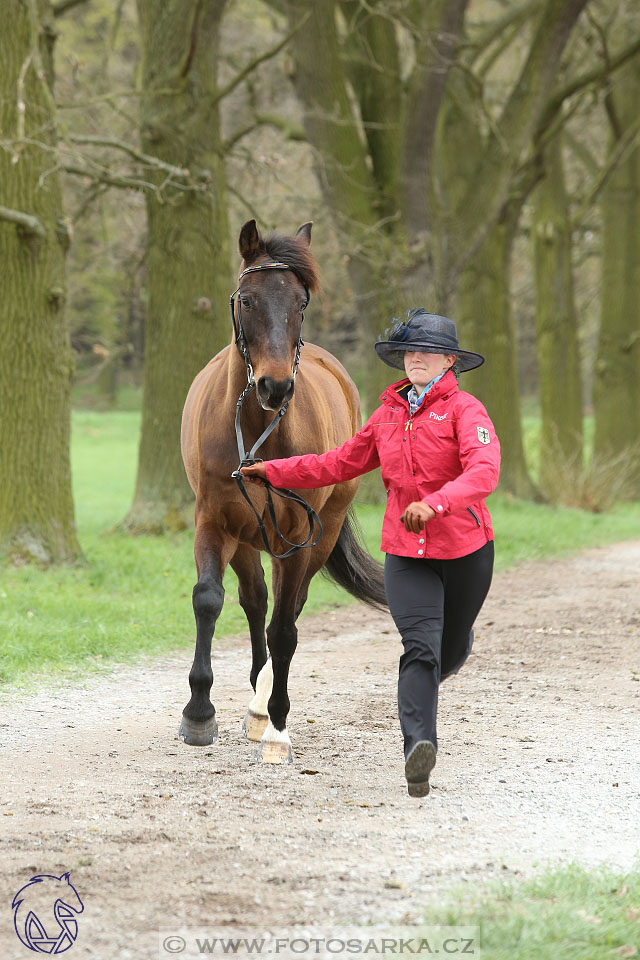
429,411,448,421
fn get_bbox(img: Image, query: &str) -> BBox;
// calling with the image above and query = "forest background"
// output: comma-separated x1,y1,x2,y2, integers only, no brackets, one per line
1,0,640,565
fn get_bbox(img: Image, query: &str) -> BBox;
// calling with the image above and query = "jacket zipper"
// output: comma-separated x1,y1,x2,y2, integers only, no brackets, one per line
467,506,481,527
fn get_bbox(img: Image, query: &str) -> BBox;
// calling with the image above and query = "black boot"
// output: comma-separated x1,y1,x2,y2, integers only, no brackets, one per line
404,740,436,797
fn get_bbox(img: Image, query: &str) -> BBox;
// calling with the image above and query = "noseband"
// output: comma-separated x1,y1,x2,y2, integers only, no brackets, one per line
229,261,322,560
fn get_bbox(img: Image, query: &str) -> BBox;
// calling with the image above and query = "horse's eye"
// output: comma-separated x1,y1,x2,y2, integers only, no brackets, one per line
300,300,308,312
240,296,252,309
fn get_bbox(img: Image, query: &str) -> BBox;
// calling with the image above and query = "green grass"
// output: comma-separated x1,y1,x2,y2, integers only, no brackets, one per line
487,494,640,571
429,862,640,959
1,409,639,689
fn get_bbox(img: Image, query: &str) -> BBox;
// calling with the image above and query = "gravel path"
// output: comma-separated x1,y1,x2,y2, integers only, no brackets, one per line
1,540,639,958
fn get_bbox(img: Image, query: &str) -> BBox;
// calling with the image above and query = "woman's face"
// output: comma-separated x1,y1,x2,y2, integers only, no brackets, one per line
403,350,456,391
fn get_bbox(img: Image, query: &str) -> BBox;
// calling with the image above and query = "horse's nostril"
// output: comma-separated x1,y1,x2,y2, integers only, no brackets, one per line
258,376,294,404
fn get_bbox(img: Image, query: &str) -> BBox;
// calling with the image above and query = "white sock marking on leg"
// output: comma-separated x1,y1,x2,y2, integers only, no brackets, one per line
261,719,291,745
248,658,272,715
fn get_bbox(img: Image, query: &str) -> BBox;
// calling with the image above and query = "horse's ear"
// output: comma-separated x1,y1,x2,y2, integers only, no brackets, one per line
295,221,313,246
239,219,262,262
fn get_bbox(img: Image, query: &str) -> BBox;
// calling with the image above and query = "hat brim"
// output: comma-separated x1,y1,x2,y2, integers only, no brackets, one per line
374,341,485,373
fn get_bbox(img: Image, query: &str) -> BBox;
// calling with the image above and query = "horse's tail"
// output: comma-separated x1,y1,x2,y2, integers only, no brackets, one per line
323,507,388,610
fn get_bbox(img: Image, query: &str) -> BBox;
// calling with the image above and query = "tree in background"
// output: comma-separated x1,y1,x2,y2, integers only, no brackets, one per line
0,0,81,564
531,133,583,501
428,0,638,501
54,0,147,410
122,0,232,533
271,0,589,498
268,0,469,409
592,4,640,498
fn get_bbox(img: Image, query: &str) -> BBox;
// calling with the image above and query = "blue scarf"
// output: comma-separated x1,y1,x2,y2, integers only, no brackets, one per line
407,372,446,415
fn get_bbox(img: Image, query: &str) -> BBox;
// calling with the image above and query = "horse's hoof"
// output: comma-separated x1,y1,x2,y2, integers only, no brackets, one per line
178,714,218,746
255,720,293,764
256,740,293,765
242,709,269,742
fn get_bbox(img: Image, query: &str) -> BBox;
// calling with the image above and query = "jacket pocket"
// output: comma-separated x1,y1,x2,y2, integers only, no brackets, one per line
467,506,481,527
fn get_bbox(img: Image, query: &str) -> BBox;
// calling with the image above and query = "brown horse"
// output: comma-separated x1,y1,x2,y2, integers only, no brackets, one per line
180,219,386,762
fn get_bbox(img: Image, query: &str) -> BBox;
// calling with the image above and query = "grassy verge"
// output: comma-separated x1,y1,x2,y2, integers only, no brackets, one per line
430,862,640,959
1,409,639,689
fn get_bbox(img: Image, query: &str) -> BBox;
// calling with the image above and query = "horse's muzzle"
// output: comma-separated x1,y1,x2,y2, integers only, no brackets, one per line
257,375,295,411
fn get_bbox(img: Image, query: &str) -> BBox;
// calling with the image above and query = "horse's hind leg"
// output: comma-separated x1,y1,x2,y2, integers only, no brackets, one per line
179,523,229,746
230,545,270,742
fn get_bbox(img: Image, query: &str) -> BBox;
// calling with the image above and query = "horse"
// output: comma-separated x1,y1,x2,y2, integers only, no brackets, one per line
180,218,386,763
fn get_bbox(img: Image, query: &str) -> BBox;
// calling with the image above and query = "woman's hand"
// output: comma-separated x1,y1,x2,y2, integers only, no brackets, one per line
400,501,436,533
239,462,268,484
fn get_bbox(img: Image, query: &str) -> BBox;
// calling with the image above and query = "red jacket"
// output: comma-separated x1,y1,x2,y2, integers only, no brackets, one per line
264,370,501,560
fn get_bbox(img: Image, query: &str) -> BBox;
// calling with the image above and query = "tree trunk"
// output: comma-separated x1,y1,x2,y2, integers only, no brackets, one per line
449,0,590,286
123,0,231,533
456,209,538,500
0,0,81,564
278,0,586,500
436,69,536,499
284,0,401,413
531,134,583,501
592,50,640,497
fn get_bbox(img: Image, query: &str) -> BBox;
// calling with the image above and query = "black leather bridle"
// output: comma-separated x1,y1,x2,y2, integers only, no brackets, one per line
229,262,322,560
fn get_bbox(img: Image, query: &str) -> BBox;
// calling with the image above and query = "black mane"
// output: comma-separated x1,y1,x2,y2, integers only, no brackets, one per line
263,232,320,294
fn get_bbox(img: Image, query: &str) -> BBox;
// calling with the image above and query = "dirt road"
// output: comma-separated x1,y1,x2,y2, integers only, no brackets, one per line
2,541,639,958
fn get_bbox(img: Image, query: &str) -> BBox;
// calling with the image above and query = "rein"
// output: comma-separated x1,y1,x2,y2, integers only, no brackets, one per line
229,262,323,560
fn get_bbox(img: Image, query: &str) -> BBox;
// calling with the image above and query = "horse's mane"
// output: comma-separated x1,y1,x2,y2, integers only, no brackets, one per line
263,232,320,294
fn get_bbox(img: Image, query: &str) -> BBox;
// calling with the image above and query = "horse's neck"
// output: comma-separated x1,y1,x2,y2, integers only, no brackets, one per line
227,343,251,396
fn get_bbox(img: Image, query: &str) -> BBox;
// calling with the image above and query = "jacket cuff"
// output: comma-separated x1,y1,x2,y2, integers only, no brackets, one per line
422,494,449,517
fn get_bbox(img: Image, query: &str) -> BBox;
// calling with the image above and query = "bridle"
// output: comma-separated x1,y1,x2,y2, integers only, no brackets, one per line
229,261,322,560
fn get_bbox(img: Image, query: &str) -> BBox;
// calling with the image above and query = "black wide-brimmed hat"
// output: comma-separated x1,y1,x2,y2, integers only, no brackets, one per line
375,308,485,372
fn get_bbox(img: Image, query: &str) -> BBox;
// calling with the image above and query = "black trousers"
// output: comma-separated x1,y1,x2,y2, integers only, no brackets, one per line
384,541,494,758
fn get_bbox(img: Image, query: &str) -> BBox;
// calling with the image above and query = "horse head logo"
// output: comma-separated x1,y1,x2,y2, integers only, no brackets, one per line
12,873,84,954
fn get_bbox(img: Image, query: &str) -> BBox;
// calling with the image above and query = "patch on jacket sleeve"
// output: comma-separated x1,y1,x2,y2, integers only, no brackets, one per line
477,425,491,444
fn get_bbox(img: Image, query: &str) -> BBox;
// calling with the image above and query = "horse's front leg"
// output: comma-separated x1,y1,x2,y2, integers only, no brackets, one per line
256,551,309,764
179,522,229,746
230,544,270,742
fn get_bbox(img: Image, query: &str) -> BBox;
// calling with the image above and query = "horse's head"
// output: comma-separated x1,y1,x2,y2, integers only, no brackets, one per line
234,219,320,411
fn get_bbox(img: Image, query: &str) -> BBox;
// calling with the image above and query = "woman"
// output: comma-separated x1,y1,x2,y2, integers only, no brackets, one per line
241,309,500,797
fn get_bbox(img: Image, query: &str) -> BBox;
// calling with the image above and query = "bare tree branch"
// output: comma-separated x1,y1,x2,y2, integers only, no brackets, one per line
0,204,46,237
223,112,306,152
56,88,180,109
465,0,540,66
255,112,306,141
52,0,91,16
540,34,640,132
61,162,205,196
222,123,258,154
67,134,191,179
62,163,160,193
564,129,599,175
71,183,109,223
571,117,640,228
213,11,311,105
